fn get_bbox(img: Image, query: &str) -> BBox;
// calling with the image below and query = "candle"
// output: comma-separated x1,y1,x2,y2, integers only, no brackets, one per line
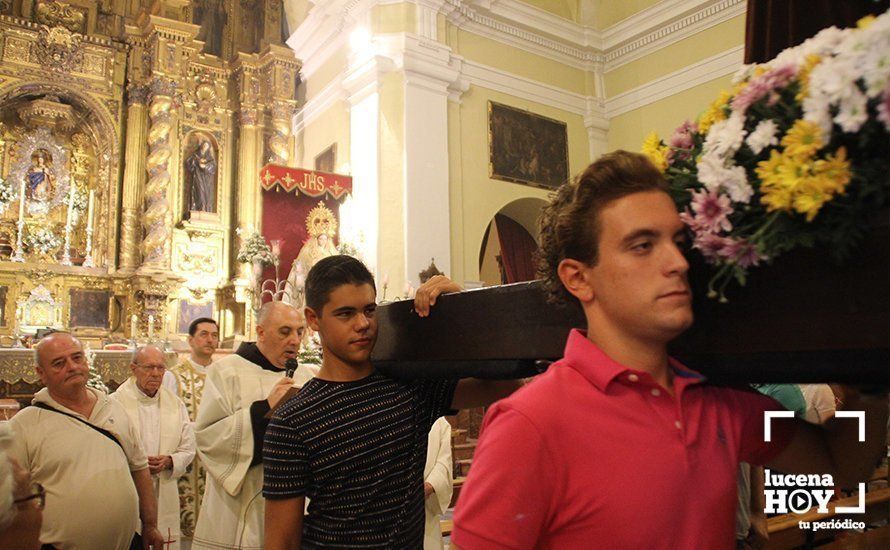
66,184,75,227
147,314,154,340
86,190,94,228
130,314,137,339
17,177,25,219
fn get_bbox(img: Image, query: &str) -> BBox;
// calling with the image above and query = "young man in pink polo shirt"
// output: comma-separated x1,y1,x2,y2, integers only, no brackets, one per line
451,151,888,549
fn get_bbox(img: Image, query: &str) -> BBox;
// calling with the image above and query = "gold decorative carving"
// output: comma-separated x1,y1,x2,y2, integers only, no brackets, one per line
17,97,75,133
82,53,104,76
36,25,83,72
35,1,87,34
180,250,215,274
3,38,30,63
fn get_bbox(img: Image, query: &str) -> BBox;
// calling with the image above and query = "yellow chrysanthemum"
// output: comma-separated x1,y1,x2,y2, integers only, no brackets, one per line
775,155,809,192
641,132,669,172
858,15,876,29
792,179,831,221
795,54,823,100
755,149,785,186
812,147,852,194
698,90,732,134
761,184,794,212
781,120,823,160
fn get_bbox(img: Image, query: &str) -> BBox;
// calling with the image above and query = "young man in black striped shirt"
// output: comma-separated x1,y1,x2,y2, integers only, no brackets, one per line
263,255,519,549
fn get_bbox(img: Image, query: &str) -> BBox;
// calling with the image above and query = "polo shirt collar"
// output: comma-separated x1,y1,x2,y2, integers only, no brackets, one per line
561,329,705,392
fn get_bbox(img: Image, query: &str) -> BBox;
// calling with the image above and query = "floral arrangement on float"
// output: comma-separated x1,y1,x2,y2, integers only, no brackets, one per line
642,12,890,301
235,228,275,266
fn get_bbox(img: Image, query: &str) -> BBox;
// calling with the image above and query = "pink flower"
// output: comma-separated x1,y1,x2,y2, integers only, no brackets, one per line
668,121,697,162
692,232,732,261
731,64,796,115
721,238,768,267
878,83,890,131
688,189,734,233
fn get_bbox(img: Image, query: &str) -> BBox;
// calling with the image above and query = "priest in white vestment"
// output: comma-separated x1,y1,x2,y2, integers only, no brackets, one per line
424,416,453,550
193,302,317,549
112,345,196,549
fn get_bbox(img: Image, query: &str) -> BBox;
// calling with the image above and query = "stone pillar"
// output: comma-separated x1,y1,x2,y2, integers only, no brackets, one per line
401,35,467,287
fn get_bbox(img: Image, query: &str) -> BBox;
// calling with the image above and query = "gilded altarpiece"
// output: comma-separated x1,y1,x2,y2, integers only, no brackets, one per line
0,1,301,399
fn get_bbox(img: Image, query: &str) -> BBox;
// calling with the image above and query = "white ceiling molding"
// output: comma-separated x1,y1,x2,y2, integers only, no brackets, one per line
603,0,746,71
605,45,743,118
293,74,347,135
442,0,598,70
461,59,588,115
290,1,744,79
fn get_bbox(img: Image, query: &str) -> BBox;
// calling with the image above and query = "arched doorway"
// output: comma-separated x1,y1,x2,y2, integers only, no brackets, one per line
478,197,546,286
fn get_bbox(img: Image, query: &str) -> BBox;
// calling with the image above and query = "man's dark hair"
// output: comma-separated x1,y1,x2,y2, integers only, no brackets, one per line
536,150,669,307
188,317,218,336
305,255,376,313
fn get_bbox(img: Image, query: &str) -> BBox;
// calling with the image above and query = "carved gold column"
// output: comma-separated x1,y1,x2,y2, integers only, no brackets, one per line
259,44,299,166
141,78,176,270
120,82,149,271
233,54,263,260
268,100,292,165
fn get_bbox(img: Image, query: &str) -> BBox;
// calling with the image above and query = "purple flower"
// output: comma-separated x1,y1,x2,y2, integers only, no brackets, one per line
688,189,734,233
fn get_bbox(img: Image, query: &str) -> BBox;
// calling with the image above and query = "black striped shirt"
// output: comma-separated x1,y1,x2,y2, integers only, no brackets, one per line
263,372,458,548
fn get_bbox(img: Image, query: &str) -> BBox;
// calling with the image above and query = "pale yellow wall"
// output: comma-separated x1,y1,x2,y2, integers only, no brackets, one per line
593,0,661,30
607,75,734,152
449,85,590,284
453,29,588,96
604,15,745,96
520,0,582,23
373,3,416,34
304,46,349,98
296,102,351,172
377,71,407,286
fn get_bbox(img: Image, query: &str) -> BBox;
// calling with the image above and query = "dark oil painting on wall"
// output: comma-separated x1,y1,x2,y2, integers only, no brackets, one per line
488,101,569,189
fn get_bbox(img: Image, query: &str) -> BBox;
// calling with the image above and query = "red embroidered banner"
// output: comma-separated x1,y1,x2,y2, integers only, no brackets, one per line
259,164,352,200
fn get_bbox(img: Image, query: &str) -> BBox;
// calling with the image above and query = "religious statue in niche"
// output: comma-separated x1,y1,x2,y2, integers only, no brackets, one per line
194,0,227,57
285,202,339,302
26,150,54,202
185,137,217,213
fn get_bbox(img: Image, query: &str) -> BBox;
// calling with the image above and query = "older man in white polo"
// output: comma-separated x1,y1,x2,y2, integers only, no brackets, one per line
7,332,165,549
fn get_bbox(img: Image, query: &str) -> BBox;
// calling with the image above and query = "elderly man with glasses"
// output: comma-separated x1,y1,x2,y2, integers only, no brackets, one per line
6,332,165,549
112,345,195,549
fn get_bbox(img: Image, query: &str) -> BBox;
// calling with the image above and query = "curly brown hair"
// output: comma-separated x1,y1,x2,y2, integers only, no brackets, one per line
535,150,669,307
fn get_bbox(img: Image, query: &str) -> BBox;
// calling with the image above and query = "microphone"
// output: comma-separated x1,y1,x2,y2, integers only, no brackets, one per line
285,358,298,378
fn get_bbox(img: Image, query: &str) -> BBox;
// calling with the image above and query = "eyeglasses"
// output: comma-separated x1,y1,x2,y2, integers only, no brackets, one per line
13,482,45,510
135,364,166,372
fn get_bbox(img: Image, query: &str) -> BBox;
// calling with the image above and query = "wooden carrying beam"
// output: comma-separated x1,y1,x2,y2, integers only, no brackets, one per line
372,262,890,384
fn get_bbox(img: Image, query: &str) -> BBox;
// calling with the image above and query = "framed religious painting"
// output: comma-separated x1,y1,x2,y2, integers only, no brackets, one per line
177,300,214,334
69,289,110,329
488,101,569,189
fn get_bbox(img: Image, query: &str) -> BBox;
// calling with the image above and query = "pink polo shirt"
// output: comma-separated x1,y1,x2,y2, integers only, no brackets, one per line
451,330,795,549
